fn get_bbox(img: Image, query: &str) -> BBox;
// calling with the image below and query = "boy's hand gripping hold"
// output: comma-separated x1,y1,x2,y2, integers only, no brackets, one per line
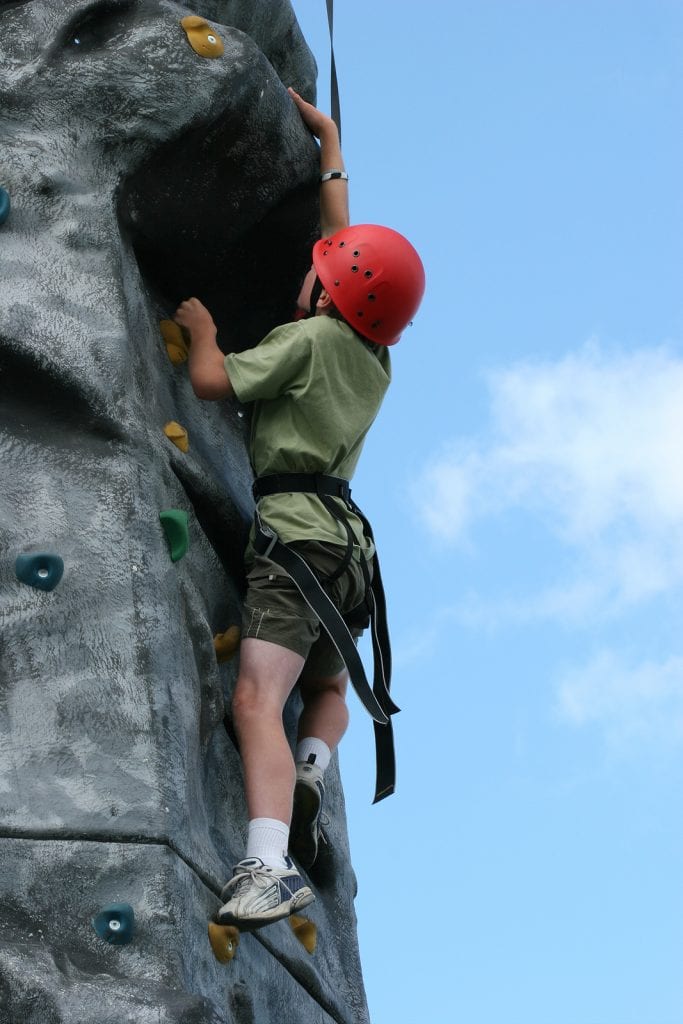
174,297,233,400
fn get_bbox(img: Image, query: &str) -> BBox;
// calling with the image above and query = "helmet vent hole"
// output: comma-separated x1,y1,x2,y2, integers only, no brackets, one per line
357,311,364,317
371,320,381,329
338,241,346,247
353,250,360,257
334,280,340,286
351,265,358,273
364,270,373,278
367,293,376,301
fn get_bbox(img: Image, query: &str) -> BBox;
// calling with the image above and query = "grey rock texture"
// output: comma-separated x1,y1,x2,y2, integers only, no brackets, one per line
0,3,369,1022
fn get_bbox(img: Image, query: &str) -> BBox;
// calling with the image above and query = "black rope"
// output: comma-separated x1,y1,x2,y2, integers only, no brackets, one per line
326,0,342,144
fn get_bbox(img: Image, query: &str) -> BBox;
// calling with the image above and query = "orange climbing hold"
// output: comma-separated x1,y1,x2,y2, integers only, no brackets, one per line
163,421,189,452
181,16,225,58
160,320,189,364
208,921,240,963
213,626,241,664
289,914,317,954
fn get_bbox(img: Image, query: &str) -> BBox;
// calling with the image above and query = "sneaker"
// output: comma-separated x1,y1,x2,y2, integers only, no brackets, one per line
217,857,314,930
290,760,326,870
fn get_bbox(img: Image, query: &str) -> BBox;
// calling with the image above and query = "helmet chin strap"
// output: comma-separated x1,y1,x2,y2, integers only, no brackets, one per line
309,275,324,317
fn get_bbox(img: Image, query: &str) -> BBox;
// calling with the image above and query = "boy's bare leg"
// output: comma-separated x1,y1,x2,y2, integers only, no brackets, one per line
232,637,306,824
231,644,350,877
297,669,349,750
218,639,317,930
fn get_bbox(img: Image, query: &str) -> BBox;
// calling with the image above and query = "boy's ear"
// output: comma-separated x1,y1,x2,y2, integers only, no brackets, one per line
317,288,333,311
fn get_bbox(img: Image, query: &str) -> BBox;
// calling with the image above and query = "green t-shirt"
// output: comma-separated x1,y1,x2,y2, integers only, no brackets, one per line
225,316,391,555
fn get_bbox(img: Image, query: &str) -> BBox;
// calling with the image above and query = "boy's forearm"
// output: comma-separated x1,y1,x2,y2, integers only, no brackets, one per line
187,326,233,400
174,297,233,400
288,89,349,238
318,121,349,237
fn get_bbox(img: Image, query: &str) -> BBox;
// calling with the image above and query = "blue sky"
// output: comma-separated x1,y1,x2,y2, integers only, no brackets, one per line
291,3,683,1022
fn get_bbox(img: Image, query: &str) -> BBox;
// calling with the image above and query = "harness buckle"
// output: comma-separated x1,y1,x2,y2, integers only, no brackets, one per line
261,531,278,559
317,474,351,501
255,512,279,559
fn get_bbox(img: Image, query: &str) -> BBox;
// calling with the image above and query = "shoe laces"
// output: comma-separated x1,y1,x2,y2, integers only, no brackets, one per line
313,814,330,850
223,863,271,899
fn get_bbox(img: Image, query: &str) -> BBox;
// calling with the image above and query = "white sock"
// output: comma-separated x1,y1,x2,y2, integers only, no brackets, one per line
295,737,331,772
246,817,289,869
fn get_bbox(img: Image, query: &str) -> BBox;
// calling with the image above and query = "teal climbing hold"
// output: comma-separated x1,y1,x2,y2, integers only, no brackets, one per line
15,552,64,592
0,187,10,225
159,509,189,562
92,903,135,946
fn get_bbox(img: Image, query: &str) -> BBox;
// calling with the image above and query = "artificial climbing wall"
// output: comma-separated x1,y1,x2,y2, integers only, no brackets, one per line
0,3,370,1022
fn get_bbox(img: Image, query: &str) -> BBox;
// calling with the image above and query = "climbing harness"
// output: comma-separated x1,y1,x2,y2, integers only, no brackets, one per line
252,472,399,803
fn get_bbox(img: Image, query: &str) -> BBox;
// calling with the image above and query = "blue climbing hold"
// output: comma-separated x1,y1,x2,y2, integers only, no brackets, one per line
15,552,64,592
92,903,135,946
0,187,10,226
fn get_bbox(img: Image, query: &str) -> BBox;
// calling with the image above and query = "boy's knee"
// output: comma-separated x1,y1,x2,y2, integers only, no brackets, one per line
299,670,348,703
232,679,276,722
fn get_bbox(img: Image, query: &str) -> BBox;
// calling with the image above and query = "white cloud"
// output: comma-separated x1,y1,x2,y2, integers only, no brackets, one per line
415,342,683,608
416,448,483,544
556,650,683,746
442,578,611,629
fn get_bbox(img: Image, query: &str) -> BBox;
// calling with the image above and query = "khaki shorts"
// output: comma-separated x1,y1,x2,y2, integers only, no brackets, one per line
242,540,371,677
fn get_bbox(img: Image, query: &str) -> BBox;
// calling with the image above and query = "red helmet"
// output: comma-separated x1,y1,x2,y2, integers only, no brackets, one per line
312,224,425,346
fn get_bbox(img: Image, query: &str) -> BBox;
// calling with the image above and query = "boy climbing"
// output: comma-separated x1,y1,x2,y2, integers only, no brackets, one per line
174,88,425,930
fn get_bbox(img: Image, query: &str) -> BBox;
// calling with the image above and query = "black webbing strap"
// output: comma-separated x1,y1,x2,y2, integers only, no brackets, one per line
326,0,342,144
308,275,324,318
253,472,351,502
315,493,355,582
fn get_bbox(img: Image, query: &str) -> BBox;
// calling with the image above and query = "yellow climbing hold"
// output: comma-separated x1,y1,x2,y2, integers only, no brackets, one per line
289,915,317,955
163,421,189,453
208,922,239,964
181,16,225,58
213,626,241,664
160,320,189,365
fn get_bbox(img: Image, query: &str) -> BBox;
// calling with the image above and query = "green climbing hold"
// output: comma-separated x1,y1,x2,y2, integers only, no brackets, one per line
92,903,135,946
15,552,64,592
159,509,189,562
0,187,9,226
